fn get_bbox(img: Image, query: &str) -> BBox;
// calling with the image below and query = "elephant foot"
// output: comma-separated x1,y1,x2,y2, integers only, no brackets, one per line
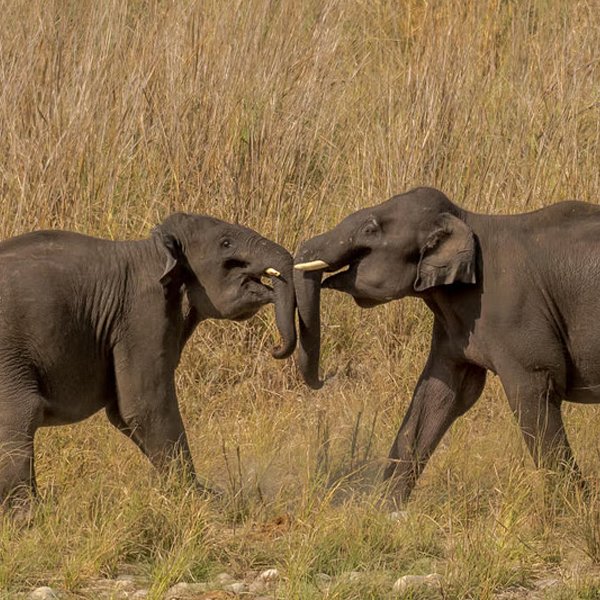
388,510,409,522
195,479,225,499
1,495,36,528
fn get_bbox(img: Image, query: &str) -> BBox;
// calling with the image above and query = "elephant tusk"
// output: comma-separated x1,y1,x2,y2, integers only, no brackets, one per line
265,267,281,278
294,260,330,271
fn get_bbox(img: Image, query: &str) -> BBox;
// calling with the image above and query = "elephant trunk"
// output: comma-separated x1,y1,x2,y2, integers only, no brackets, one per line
293,267,323,389
293,226,356,389
293,234,341,389
268,248,297,359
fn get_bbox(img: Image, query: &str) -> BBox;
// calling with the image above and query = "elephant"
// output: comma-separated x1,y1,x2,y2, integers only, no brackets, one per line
294,186,600,505
0,213,296,508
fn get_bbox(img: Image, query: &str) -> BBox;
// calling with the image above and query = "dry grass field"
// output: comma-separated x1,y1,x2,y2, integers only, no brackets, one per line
1,0,600,598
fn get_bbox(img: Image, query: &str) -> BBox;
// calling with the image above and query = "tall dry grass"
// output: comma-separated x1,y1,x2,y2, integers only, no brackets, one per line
1,0,600,598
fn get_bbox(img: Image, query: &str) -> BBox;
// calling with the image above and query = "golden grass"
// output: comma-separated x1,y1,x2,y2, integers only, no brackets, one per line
1,0,600,597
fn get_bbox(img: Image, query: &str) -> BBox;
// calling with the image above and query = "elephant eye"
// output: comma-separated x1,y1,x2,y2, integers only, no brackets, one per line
221,239,232,249
363,220,379,235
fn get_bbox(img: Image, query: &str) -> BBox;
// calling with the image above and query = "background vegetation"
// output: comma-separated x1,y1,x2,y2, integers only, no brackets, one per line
1,0,599,597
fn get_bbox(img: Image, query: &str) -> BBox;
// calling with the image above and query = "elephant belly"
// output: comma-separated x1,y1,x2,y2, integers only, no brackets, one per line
0,351,113,426
565,343,600,404
37,345,116,426
566,383,600,403
41,367,114,425
566,370,600,404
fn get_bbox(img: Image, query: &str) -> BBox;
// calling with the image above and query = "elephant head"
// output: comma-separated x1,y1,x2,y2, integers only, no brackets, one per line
154,213,296,358
294,187,477,387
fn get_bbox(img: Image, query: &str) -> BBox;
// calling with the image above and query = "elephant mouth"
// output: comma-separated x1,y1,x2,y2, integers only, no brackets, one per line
245,274,274,293
353,296,386,308
227,275,275,321
241,276,274,301
231,308,260,321
322,261,357,291
322,261,388,308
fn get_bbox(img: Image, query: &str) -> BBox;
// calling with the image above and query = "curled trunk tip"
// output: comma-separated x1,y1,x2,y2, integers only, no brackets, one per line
271,344,294,360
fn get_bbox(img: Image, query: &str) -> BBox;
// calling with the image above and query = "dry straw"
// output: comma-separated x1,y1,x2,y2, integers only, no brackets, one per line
1,0,599,597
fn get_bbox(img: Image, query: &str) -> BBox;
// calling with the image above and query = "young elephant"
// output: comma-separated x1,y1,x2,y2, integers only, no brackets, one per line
0,213,296,507
294,187,600,505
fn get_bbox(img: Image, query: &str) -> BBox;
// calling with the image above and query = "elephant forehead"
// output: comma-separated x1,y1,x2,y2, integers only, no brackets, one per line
246,235,273,251
216,225,261,244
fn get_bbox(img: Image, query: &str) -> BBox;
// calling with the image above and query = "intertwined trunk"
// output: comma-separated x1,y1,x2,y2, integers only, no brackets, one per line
270,252,297,359
293,260,324,389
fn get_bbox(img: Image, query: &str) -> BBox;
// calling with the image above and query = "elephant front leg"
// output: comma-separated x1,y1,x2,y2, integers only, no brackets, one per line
384,358,486,506
111,345,198,487
106,395,195,479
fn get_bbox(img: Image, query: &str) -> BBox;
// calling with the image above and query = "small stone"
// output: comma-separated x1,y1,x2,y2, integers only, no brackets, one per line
113,576,137,592
215,572,236,585
248,580,267,594
29,588,58,600
165,582,210,599
258,568,279,583
314,572,333,592
393,573,441,594
389,510,409,521
225,581,247,594
536,578,561,590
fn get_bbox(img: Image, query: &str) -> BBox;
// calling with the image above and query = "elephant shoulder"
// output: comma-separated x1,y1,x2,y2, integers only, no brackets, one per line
0,230,101,254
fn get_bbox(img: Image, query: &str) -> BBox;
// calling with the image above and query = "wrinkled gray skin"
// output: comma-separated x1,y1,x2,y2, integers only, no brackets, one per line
295,187,600,505
0,213,296,507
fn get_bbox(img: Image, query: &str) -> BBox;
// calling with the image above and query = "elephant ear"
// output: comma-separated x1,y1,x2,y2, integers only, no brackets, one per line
152,218,189,293
414,212,477,292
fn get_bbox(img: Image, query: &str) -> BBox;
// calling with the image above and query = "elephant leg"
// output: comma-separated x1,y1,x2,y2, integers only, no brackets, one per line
0,392,43,509
105,402,150,457
113,385,194,478
501,369,581,480
105,400,219,496
384,357,486,506
111,344,198,486
0,432,36,508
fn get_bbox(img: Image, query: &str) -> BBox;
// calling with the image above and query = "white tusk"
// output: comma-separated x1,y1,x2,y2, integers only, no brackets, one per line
294,260,330,271
265,267,281,278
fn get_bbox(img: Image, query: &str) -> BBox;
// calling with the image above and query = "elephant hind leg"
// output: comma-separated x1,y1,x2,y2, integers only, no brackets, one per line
501,367,585,495
0,393,44,509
